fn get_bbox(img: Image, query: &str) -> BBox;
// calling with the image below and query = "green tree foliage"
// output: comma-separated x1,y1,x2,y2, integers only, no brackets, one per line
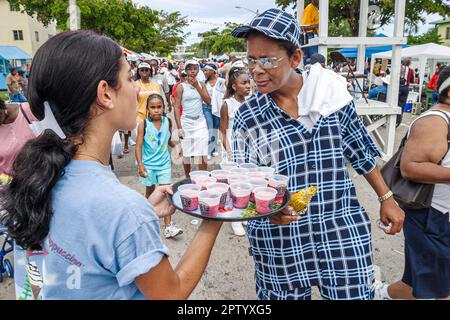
276,0,450,36
7,0,188,55
408,27,443,45
193,23,246,57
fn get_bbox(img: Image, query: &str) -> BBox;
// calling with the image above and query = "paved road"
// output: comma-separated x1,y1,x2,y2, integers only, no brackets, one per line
0,113,414,300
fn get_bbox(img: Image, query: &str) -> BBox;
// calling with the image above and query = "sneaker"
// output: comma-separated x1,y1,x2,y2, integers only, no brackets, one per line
164,223,183,239
207,155,212,161
231,222,246,236
212,151,219,157
373,280,392,300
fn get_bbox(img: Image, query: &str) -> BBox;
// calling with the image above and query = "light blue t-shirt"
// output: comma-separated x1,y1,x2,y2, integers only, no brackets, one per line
13,160,169,300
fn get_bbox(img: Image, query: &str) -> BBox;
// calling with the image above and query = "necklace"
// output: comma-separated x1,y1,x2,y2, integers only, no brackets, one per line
76,153,108,166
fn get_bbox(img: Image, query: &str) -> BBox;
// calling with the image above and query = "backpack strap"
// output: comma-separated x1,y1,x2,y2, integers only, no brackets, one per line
19,104,32,124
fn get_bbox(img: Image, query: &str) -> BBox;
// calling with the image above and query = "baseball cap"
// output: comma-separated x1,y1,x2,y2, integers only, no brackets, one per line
231,8,301,48
138,62,151,69
185,60,200,68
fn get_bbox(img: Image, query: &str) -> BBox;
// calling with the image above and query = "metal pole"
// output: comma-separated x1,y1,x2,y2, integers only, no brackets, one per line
357,0,369,74
69,0,80,31
318,0,329,60
297,0,304,24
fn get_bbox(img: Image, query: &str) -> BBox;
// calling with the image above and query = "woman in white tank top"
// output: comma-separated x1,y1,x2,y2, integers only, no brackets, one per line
219,68,251,160
377,67,450,300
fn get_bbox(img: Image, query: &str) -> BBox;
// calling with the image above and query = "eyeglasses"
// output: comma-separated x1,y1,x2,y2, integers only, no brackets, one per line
247,57,285,70
140,68,150,72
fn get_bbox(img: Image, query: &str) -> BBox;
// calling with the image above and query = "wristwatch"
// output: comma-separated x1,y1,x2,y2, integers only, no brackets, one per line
378,190,394,203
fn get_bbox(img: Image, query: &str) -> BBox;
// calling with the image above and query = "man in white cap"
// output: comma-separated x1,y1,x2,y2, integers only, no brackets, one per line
173,60,211,176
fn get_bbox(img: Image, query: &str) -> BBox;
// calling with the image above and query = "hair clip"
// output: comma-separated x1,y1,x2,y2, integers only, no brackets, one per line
28,101,66,139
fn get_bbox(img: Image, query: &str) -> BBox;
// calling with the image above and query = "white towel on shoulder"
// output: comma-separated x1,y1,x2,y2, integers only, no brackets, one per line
298,63,353,126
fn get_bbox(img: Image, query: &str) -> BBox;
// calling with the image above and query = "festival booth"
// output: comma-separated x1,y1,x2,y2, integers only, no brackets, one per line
0,46,32,90
370,43,450,102
338,34,409,59
297,0,407,161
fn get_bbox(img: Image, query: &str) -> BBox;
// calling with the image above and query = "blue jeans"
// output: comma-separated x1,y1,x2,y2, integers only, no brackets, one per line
8,92,27,103
203,104,220,155
303,33,318,65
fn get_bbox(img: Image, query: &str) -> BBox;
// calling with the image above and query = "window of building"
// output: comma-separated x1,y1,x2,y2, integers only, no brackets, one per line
35,31,40,42
10,3,20,11
447,27,450,40
13,30,24,41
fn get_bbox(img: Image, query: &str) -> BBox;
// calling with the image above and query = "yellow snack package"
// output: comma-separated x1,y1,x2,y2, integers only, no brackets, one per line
289,186,318,212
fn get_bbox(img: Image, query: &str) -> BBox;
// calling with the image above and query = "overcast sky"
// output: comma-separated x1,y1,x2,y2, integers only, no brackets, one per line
135,0,442,45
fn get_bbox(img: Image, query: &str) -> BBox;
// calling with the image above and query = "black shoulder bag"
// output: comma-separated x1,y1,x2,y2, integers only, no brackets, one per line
381,110,450,210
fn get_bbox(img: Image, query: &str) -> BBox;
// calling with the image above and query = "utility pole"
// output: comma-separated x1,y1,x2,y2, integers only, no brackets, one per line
69,0,80,31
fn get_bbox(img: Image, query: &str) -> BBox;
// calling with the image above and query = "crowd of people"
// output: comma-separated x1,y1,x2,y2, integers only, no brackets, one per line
0,6,449,301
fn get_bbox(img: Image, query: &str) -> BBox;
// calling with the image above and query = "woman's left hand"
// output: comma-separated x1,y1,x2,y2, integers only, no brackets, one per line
379,198,405,235
148,185,176,218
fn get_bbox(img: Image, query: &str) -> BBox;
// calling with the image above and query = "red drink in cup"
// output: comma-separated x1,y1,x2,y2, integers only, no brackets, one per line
268,174,289,201
248,178,268,203
178,184,202,211
253,187,277,214
198,190,221,216
189,170,210,184
210,170,230,184
206,182,229,209
196,176,217,190
230,183,253,209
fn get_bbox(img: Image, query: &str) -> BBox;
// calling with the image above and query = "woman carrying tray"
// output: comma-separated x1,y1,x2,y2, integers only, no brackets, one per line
230,8,405,300
0,31,222,300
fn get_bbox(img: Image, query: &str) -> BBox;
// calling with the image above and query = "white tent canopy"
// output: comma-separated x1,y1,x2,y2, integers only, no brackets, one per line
370,43,450,99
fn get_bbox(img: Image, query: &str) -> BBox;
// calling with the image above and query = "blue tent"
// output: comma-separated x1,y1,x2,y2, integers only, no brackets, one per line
0,46,32,90
337,34,409,59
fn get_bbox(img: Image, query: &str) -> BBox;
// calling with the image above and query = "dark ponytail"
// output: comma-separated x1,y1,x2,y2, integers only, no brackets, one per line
225,67,247,99
0,30,122,250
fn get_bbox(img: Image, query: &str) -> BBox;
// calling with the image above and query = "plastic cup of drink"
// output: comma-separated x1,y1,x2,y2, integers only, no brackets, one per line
196,176,217,190
210,170,230,184
189,170,210,184
198,190,221,216
253,187,277,214
206,182,229,209
178,184,202,211
229,183,253,209
258,166,276,179
268,174,289,201
246,171,267,179
248,178,268,203
230,167,249,174
220,161,238,171
227,173,242,185
239,163,258,172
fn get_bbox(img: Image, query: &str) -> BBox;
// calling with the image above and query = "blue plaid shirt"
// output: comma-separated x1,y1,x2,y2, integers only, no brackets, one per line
232,92,381,291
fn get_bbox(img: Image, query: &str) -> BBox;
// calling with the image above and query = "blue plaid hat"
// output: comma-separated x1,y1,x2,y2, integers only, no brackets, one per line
231,8,301,48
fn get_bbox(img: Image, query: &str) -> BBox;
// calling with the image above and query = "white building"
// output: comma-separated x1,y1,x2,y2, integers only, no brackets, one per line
0,0,58,56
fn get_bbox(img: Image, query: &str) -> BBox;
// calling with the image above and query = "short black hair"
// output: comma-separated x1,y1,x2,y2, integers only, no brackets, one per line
437,66,450,104
246,30,299,57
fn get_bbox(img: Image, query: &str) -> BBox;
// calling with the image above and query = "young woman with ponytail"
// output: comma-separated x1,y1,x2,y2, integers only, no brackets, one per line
0,30,222,300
